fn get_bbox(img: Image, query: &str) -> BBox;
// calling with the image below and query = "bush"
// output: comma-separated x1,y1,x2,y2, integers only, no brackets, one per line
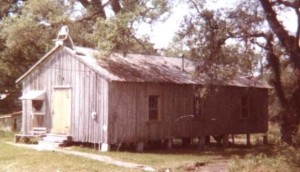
230,124,300,172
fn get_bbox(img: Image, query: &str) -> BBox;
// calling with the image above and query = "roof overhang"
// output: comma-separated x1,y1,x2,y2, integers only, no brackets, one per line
19,90,45,100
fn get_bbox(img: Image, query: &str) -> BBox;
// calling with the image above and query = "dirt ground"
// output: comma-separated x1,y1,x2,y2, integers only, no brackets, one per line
181,159,229,172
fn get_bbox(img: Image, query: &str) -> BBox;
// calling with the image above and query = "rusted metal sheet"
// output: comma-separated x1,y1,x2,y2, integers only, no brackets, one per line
74,46,270,88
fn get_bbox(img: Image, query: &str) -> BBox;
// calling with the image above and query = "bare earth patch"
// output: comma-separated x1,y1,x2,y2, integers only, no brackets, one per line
181,159,230,172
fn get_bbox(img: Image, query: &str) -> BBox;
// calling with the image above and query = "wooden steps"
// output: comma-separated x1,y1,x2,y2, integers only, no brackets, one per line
38,133,72,149
15,127,47,143
29,127,47,136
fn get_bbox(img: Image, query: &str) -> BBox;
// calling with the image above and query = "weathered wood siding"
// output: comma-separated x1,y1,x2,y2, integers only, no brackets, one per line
201,87,268,135
108,82,198,144
21,47,109,144
108,82,268,144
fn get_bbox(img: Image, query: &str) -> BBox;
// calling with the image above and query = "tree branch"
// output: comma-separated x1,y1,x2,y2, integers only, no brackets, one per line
189,0,202,15
259,0,300,69
77,0,106,19
295,1,300,45
274,0,298,8
266,34,288,108
110,0,121,14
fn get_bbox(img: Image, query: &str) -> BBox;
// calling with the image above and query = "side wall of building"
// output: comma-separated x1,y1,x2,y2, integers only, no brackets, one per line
108,82,268,144
108,82,199,144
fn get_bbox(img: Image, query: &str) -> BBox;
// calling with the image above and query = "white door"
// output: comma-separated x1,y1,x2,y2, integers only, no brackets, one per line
52,88,71,134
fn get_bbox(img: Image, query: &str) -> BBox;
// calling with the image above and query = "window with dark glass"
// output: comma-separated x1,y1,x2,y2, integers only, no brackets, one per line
241,95,249,118
149,95,159,121
194,96,202,119
32,100,44,112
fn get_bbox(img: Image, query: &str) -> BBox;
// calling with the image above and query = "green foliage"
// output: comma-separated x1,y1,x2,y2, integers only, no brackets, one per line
230,153,291,172
230,124,300,171
91,12,156,56
230,145,300,172
0,0,68,102
172,1,263,86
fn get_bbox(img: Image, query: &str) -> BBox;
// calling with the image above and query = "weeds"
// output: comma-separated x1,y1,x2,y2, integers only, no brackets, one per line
230,123,300,172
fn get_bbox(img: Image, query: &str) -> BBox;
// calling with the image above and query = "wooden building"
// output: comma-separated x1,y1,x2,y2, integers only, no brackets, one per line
16,31,269,151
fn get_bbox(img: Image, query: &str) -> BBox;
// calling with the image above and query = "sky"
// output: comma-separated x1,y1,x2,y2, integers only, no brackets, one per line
137,1,240,49
136,3,189,49
138,0,298,49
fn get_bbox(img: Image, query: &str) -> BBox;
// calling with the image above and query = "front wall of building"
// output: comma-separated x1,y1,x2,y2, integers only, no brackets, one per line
21,47,109,144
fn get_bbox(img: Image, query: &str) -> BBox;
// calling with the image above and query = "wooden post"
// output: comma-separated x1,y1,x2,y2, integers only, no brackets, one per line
100,143,110,152
223,135,229,147
263,134,268,145
205,135,210,145
198,136,205,150
246,133,251,146
182,137,191,147
167,139,173,149
136,142,144,152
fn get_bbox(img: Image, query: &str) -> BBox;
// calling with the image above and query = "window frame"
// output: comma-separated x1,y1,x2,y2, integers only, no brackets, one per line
31,99,45,116
148,95,161,122
240,94,250,119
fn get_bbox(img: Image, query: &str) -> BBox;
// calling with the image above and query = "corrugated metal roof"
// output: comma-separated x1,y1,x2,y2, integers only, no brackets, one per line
72,46,270,88
15,45,270,88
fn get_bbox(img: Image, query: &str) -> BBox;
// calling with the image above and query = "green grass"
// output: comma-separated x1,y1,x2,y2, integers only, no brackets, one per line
0,130,15,141
2,123,300,172
0,131,139,172
71,142,280,171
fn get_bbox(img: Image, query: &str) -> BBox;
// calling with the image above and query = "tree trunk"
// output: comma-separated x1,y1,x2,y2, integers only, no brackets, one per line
282,86,300,143
110,0,121,14
78,0,106,20
266,35,300,144
259,0,300,144
280,109,299,144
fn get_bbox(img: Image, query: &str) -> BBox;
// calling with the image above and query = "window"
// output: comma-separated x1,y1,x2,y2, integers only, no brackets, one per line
149,95,159,121
241,95,249,118
32,100,44,112
194,96,202,119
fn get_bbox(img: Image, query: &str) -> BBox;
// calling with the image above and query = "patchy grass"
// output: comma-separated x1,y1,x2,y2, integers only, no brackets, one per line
0,129,15,141
229,123,300,172
72,146,219,170
71,143,277,171
229,146,300,172
0,131,139,172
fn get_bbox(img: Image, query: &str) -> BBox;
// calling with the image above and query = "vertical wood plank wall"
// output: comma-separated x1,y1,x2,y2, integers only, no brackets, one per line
108,82,268,144
21,47,109,144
